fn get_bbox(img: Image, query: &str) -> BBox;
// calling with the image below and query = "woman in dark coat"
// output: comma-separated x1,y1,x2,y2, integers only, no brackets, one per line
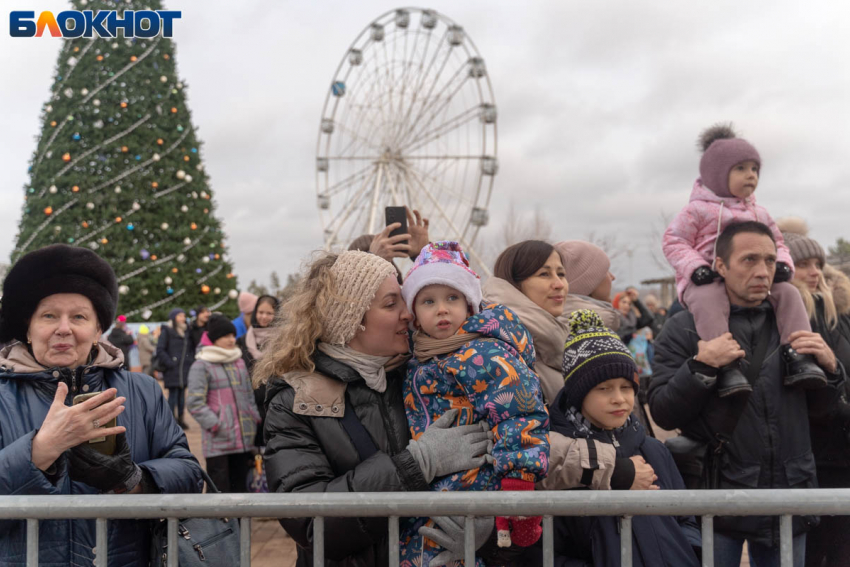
257,251,506,567
236,294,279,446
0,244,202,565
778,218,850,567
156,307,195,428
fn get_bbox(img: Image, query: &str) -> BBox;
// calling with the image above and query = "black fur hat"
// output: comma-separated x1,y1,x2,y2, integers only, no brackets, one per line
0,244,118,343
206,314,237,343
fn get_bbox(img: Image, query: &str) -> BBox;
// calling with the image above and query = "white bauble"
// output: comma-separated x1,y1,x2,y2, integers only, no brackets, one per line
127,258,135,264
214,287,221,294
114,186,122,194
184,175,192,183
45,104,53,112
48,185,57,194
63,88,74,98
92,99,100,106
191,192,198,199
183,237,192,245
152,153,161,162
202,256,210,264
175,170,186,180
196,164,203,171
177,254,186,262
164,276,173,285
67,57,78,67
80,87,88,96
181,205,188,213
93,119,104,129
228,289,239,299
141,288,149,295
160,75,168,83
132,201,141,210
200,191,208,198
161,222,169,230
118,285,129,295
86,202,95,210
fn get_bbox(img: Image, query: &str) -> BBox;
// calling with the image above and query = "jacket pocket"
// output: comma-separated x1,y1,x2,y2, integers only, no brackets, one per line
784,452,816,487
719,454,761,488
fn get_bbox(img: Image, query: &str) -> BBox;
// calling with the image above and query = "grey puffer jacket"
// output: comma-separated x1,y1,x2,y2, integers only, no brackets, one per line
648,302,845,546
0,342,203,566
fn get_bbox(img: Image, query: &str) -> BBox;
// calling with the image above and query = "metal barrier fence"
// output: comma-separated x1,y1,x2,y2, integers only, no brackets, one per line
4,489,850,567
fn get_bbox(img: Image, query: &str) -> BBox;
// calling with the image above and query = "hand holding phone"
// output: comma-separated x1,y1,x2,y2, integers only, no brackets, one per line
73,391,118,455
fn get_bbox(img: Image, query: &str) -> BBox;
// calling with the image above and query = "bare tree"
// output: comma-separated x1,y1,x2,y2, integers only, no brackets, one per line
647,211,674,275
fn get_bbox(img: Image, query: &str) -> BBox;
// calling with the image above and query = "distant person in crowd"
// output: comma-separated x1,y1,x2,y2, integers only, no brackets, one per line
777,218,850,567
399,242,549,565
156,307,195,429
650,221,845,567
232,292,258,339
612,288,653,345
237,293,280,447
188,304,211,353
107,314,134,369
484,240,658,496
551,310,701,566
188,314,260,493
257,251,498,566
137,324,156,376
643,293,667,338
0,244,201,565
555,240,621,330
663,123,824,400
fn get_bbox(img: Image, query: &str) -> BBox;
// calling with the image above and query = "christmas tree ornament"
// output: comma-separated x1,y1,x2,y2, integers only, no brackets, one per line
72,186,80,192
172,267,179,273
132,202,141,210
176,125,184,132
226,273,234,279
156,138,164,145
201,285,211,294
152,153,161,161
128,223,136,231
93,120,104,129
190,222,197,230
214,287,221,294
54,225,62,233
127,258,134,264
86,202,95,210
200,191,208,198
181,205,188,213
100,238,108,244
171,107,178,114
92,99,100,106
191,191,198,199
164,277,172,284
72,133,81,141
142,309,152,320
45,105,52,112
115,216,122,223
140,249,150,260
96,55,103,61
184,175,193,183
214,254,220,260
121,146,129,152
50,121,57,127
82,221,89,228
166,287,174,295
114,186,122,194
160,75,168,83
183,155,190,162
141,288,148,295
44,207,53,215
196,268,202,274
120,102,128,109
176,170,186,180
204,208,209,214
196,164,203,171
67,237,75,243
151,181,159,188
62,153,71,162
202,256,210,264
48,185,57,194
150,255,157,260
89,242,99,250
63,88,74,98
118,285,130,295
130,56,137,62
67,57,78,67
228,289,239,299
80,88,88,96
161,222,169,230
73,46,79,52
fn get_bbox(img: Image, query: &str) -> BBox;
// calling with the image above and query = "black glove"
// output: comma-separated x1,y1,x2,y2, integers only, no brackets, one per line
690,266,718,286
68,433,142,493
773,261,792,283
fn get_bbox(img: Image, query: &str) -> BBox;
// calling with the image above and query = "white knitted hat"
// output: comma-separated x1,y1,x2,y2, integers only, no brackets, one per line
320,251,398,346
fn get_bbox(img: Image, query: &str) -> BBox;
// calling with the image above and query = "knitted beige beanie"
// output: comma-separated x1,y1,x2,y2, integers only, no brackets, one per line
320,251,399,345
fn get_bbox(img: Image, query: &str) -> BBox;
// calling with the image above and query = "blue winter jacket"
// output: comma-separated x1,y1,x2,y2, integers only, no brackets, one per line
0,342,203,567
548,397,701,567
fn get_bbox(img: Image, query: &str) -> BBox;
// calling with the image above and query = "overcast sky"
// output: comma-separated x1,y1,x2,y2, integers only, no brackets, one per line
2,0,849,291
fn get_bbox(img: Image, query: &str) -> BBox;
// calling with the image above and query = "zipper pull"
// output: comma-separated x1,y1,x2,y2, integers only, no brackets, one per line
193,544,206,561
610,431,620,448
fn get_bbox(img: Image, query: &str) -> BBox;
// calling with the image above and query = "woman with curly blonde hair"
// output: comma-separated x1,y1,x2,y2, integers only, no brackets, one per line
778,218,850,567
257,250,501,567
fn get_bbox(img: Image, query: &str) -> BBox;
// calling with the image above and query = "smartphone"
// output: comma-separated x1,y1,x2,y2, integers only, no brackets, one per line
385,206,408,245
73,392,117,456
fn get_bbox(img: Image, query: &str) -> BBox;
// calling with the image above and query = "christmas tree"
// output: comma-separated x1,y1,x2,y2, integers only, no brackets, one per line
12,0,239,321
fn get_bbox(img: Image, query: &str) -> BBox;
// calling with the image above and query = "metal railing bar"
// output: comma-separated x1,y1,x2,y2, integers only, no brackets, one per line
620,515,632,567
240,517,251,566
313,516,324,567
543,515,554,567
780,514,793,567
95,518,107,567
464,515,475,565
5,489,850,519
26,518,37,567
388,515,399,567
166,517,178,567
701,514,714,567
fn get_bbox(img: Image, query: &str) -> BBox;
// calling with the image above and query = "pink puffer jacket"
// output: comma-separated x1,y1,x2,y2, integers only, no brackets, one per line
663,179,793,301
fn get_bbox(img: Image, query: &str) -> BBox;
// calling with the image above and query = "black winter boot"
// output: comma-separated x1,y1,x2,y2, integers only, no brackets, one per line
717,361,752,398
781,344,828,389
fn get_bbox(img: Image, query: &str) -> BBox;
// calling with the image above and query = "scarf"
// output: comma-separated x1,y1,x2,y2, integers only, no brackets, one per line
412,330,483,363
245,325,275,361
481,277,569,404
566,405,632,439
196,345,243,364
317,342,408,393
173,320,187,338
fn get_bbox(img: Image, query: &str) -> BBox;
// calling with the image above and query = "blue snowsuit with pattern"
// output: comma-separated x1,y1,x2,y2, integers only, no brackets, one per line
400,303,550,567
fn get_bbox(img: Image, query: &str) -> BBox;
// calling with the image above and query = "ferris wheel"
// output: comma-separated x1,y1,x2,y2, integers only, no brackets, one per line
316,7,497,274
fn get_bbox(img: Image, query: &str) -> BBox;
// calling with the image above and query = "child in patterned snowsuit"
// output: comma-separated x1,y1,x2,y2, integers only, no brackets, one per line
399,241,550,567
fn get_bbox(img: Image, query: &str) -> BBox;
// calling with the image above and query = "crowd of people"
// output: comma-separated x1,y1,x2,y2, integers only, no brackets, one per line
1,123,849,567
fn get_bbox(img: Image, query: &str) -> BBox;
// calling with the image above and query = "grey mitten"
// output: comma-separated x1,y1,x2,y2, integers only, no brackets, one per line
406,408,494,483
418,515,495,567
68,433,142,493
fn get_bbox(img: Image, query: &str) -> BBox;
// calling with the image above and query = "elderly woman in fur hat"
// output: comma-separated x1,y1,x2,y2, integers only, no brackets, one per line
778,217,850,567
0,244,202,566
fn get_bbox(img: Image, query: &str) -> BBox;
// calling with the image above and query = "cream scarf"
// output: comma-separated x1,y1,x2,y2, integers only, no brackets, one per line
245,325,274,361
196,345,242,364
412,330,483,363
317,343,408,393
